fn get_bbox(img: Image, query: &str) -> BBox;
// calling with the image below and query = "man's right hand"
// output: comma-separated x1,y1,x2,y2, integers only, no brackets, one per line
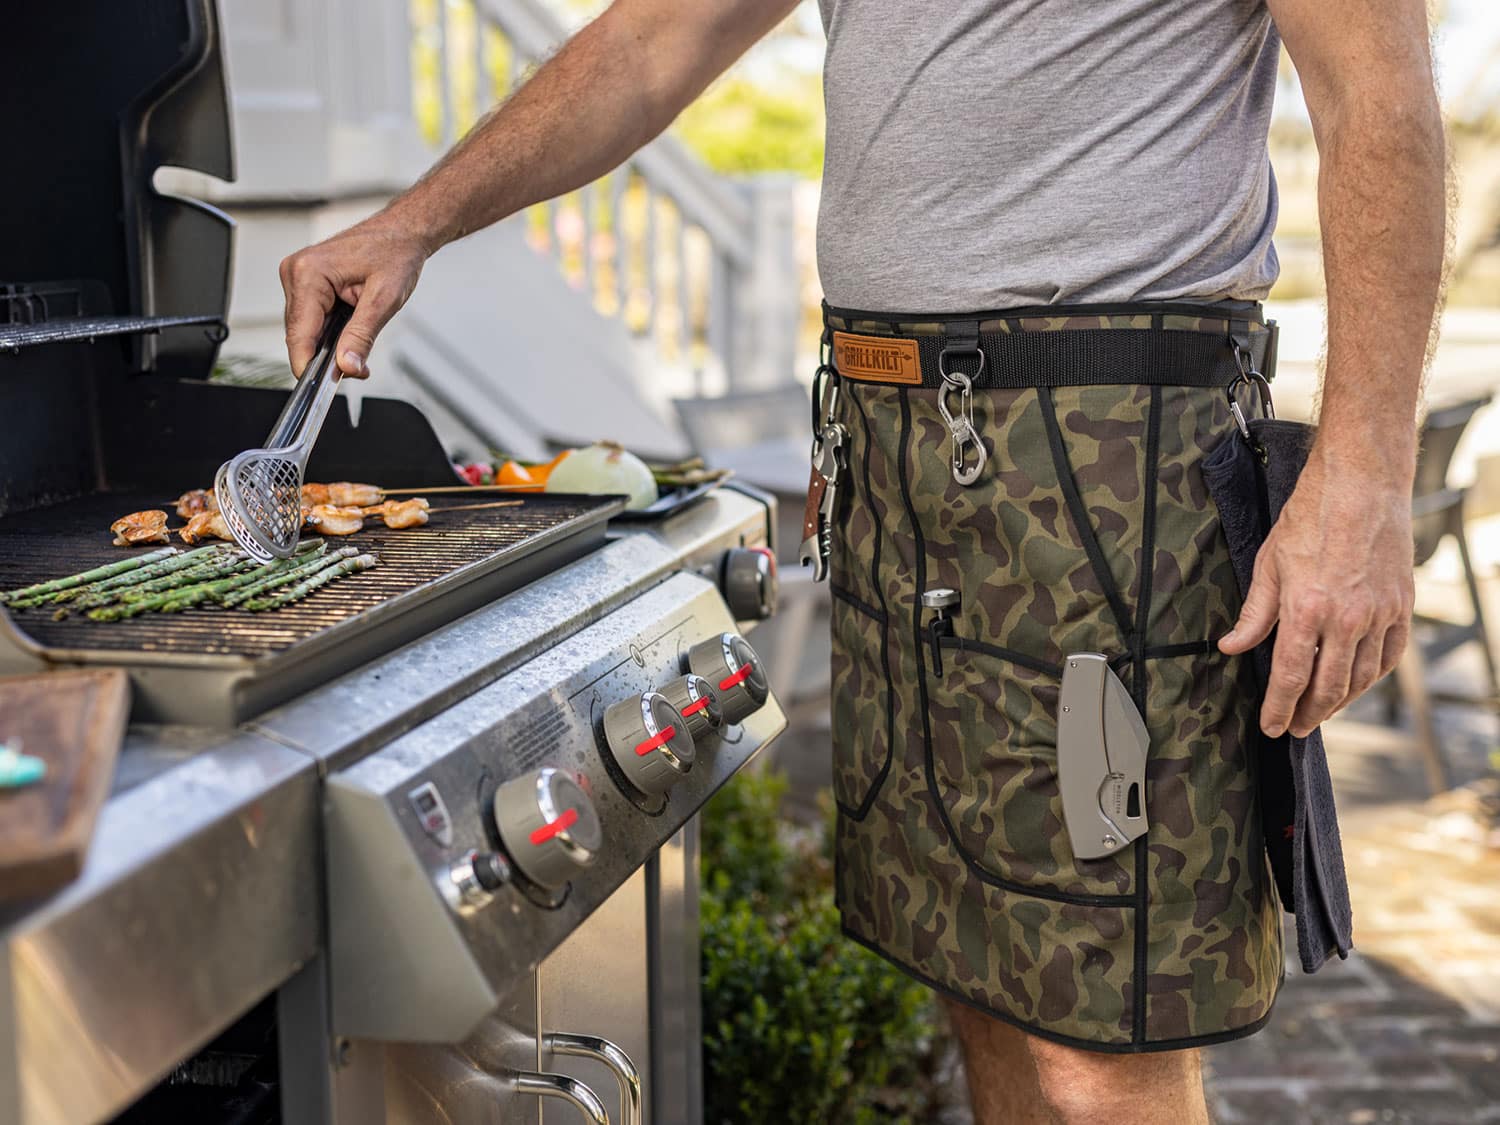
279,216,430,379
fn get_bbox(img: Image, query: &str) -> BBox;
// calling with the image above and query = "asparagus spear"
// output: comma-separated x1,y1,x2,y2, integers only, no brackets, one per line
244,553,378,612
0,547,179,606
220,544,345,608
88,557,299,621
32,545,235,609
62,553,252,616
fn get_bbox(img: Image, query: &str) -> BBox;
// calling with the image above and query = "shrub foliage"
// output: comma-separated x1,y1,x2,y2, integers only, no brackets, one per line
700,769,936,1123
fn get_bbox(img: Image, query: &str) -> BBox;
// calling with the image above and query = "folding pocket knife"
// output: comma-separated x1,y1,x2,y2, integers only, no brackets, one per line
1057,653,1150,860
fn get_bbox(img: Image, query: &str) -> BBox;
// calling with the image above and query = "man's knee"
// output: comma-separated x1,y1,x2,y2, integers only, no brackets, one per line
1026,1037,1203,1125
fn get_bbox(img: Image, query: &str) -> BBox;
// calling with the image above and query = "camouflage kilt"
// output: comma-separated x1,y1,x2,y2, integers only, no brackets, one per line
824,308,1285,1051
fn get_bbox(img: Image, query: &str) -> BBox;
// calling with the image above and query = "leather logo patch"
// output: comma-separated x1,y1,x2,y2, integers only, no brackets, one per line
832,332,922,385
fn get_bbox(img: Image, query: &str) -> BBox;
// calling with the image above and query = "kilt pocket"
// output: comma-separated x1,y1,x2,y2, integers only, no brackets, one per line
829,593,893,816
924,634,1135,898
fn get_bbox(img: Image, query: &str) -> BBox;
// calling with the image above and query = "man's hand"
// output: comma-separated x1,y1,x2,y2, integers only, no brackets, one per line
279,217,429,379
1218,450,1414,738
1236,0,1445,738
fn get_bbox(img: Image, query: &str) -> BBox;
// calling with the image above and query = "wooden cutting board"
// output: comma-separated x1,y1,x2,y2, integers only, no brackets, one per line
0,669,129,902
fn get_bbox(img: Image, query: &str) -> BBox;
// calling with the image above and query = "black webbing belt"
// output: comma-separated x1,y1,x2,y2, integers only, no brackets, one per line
822,303,1277,390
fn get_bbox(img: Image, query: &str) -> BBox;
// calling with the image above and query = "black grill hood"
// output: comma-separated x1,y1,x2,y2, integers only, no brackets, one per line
0,0,235,380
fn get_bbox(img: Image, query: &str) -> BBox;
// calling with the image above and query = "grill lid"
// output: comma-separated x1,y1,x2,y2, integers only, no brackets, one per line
0,0,234,380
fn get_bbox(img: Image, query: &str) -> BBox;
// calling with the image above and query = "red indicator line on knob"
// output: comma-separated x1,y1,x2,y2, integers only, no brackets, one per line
529,806,579,846
681,698,708,717
636,725,677,756
720,663,754,691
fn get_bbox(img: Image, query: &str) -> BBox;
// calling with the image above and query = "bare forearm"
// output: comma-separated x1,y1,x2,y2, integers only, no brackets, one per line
1313,96,1445,484
1294,10,1446,488
1228,0,1440,738
382,0,793,251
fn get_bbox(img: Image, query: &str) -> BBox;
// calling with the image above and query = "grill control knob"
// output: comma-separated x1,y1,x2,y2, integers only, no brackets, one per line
444,849,512,912
720,547,778,620
493,768,603,891
685,633,769,725
658,674,725,744
602,691,696,797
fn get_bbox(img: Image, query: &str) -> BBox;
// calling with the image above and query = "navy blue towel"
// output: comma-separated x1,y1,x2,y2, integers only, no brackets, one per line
1202,418,1354,973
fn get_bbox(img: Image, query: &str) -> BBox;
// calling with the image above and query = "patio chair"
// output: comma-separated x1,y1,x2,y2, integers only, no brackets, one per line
1383,393,1499,792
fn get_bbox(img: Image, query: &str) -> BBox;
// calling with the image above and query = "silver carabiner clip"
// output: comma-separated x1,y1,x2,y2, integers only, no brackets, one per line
1228,342,1275,459
937,347,989,486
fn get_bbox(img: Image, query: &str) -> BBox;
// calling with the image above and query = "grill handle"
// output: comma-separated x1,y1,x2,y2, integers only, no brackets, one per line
267,300,353,448
545,1033,641,1125
499,1070,611,1124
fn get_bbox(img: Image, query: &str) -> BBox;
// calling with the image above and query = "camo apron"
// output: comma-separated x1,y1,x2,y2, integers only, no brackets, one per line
823,304,1285,1052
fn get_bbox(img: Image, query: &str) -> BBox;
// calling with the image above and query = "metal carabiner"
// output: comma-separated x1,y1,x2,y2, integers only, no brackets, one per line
937,347,989,486
1228,342,1275,459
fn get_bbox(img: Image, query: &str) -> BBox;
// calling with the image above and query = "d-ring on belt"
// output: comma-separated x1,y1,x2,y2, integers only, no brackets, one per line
801,301,1278,579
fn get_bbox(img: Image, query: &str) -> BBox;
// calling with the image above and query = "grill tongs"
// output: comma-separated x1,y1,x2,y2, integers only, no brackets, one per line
215,301,354,563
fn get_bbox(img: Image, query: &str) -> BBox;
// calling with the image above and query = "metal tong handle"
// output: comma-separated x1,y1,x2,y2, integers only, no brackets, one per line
265,300,353,450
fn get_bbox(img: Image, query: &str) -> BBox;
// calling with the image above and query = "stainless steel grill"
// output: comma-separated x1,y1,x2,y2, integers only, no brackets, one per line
0,491,622,723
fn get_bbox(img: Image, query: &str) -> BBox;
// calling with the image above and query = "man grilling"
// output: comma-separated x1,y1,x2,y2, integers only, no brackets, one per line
279,0,1443,1119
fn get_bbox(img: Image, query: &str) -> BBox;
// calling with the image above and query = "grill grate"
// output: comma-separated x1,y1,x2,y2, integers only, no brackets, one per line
0,491,617,661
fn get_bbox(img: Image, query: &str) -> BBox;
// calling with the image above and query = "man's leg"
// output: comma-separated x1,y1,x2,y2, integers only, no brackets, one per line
944,997,1211,1125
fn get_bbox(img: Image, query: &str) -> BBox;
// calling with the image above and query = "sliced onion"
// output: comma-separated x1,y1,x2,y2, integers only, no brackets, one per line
544,441,658,510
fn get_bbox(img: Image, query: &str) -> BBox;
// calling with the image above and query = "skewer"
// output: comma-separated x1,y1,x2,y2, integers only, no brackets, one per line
427,499,527,513
378,484,540,496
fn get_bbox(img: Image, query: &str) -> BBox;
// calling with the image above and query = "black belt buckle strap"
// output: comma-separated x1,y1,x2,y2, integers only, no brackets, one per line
823,301,1274,392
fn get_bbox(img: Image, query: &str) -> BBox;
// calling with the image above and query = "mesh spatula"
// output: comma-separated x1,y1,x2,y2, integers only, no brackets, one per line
215,301,354,562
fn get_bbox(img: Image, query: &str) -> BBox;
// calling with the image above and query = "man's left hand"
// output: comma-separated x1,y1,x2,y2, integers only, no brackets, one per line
1217,446,1415,739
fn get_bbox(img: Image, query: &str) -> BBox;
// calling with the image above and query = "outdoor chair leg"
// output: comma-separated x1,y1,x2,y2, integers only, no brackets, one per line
1396,635,1450,794
1454,523,1500,708
1380,672,1402,725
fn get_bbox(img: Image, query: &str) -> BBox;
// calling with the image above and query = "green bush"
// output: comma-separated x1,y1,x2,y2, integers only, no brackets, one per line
700,769,937,1123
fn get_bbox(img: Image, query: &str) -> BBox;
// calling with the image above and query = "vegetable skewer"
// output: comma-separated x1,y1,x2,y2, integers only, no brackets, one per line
244,553,378,611
0,548,178,606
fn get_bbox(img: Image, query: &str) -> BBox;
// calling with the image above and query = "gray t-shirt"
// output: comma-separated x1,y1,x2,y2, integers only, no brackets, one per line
815,0,1282,312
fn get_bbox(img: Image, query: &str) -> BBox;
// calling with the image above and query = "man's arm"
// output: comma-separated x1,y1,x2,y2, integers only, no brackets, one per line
1219,0,1445,738
280,0,798,378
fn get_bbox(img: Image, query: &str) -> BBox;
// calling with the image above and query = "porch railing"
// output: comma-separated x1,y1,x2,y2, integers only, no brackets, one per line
409,0,794,391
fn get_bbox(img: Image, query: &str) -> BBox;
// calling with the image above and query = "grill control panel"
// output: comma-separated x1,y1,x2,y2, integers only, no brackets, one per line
325,571,784,1043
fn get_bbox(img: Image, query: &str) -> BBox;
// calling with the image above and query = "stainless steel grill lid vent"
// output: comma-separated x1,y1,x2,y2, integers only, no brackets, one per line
216,302,352,562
